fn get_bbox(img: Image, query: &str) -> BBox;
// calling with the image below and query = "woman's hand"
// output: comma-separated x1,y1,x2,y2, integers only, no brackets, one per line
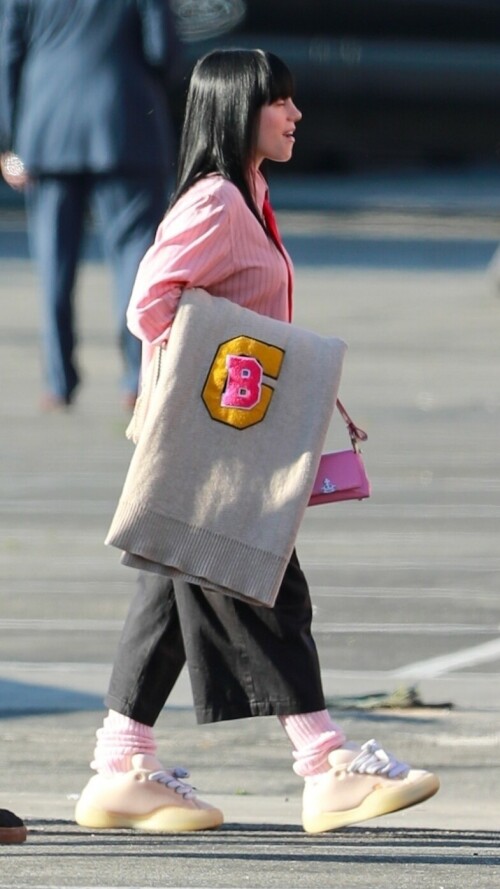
0,152,30,190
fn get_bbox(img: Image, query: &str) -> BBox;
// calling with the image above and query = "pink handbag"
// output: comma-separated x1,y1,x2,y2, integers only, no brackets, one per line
308,400,371,506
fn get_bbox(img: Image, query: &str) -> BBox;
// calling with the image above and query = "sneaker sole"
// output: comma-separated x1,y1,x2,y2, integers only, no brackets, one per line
0,826,28,844
75,803,224,833
303,773,440,834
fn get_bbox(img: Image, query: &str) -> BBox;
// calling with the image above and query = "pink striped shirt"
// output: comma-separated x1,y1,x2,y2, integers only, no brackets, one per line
127,169,294,374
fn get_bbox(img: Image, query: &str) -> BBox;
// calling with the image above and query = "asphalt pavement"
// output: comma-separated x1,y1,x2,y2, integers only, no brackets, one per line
0,176,499,887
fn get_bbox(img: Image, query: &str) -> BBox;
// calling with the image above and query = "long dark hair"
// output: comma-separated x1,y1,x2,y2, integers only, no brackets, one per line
168,49,294,220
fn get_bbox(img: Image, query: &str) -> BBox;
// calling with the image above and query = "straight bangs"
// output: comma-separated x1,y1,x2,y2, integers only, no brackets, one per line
264,52,295,103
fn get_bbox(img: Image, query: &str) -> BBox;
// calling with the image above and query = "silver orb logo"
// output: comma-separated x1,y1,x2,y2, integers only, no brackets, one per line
171,0,247,42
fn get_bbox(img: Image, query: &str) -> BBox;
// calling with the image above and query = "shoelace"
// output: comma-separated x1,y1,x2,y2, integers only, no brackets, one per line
347,739,410,779
148,766,196,799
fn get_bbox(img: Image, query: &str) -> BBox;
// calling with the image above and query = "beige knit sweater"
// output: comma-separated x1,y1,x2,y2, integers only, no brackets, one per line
106,289,346,606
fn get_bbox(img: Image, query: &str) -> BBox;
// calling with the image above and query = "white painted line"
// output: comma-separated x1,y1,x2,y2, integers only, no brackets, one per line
4,618,493,636
390,637,500,679
4,619,496,635
0,660,110,672
312,623,499,635
0,618,123,631
302,558,500,571
418,732,500,747
310,586,498,600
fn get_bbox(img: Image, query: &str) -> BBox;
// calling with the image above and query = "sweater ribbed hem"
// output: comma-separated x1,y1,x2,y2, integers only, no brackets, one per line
106,501,288,608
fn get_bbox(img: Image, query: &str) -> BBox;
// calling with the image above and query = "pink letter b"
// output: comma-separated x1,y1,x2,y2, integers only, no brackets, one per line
221,355,263,410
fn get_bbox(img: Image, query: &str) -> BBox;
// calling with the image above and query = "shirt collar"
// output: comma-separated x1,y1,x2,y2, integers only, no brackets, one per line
252,167,269,210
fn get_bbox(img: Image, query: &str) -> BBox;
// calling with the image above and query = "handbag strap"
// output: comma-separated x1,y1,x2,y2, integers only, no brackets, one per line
336,399,368,449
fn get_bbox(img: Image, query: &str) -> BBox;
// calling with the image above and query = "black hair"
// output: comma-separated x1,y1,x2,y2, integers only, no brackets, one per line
168,49,294,220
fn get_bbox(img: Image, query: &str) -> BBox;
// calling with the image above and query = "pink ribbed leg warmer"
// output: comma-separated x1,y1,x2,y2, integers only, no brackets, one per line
91,710,158,775
279,710,346,777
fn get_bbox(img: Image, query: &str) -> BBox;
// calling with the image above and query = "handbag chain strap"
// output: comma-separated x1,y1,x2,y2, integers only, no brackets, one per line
336,399,368,450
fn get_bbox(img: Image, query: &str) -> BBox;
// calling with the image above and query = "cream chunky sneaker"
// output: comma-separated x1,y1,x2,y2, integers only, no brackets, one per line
75,755,223,833
302,739,439,834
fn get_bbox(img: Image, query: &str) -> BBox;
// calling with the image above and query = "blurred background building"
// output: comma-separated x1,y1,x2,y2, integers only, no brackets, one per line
169,0,500,174
2,0,500,203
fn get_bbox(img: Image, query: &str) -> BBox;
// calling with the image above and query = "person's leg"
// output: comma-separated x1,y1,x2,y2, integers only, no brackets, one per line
173,549,345,778
78,543,327,829
78,551,327,831
174,550,439,833
75,572,223,832
279,710,346,776
96,553,339,765
105,571,186,727
91,173,168,404
174,550,328,722
90,571,185,772
78,554,438,833
26,175,87,404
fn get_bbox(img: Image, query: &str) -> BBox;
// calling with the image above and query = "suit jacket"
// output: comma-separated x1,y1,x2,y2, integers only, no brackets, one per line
0,0,181,173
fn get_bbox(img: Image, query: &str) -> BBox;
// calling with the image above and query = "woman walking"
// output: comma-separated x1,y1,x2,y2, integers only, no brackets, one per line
75,49,439,835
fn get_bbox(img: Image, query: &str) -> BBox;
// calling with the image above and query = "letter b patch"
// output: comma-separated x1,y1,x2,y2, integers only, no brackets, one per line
202,335,285,429
221,355,263,410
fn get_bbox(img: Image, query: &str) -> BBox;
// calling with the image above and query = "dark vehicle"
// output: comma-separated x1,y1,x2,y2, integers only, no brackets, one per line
173,0,500,172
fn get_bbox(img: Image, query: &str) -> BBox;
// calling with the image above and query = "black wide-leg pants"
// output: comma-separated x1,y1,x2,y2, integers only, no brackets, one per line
106,550,326,725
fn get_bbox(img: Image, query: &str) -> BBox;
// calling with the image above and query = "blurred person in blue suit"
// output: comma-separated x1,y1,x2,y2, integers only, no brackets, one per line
0,0,181,410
